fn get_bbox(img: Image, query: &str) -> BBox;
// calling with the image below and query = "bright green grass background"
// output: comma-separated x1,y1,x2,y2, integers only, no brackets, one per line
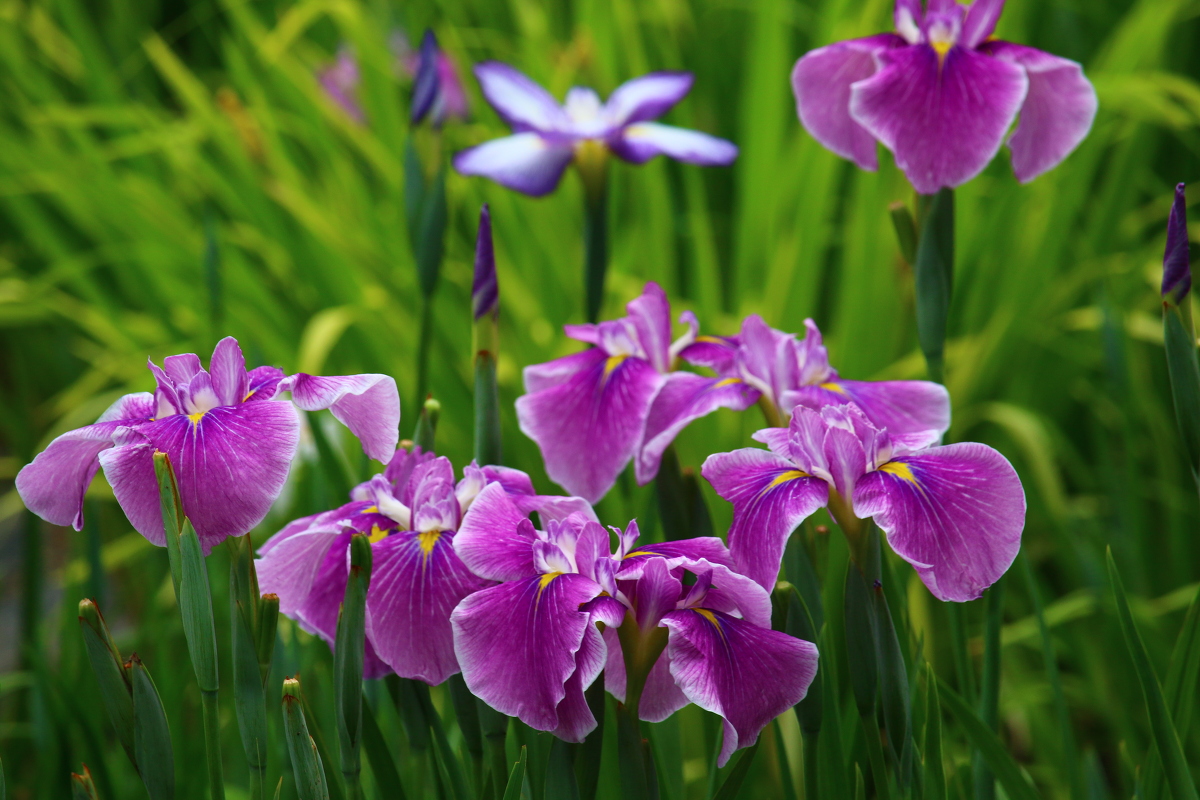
1,0,1199,797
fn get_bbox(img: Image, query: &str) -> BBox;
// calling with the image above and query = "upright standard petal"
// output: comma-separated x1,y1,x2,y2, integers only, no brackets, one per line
281,373,400,462
626,282,674,373
99,401,301,551
604,72,694,125
454,483,539,581
1163,183,1191,303
791,34,905,171
611,123,738,167
850,44,1028,194
516,349,663,503
366,530,490,685
473,61,568,131
451,573,603,737
662,609,819,766
636,372,758,485
853,443,1025,602
15,392,155,530
453,133,575,197
209,338,248,407
983,41,1097,184
701,448,828,590
961,0,1006,48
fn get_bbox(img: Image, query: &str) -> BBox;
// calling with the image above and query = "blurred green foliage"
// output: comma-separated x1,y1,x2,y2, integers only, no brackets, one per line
2,0,1200,797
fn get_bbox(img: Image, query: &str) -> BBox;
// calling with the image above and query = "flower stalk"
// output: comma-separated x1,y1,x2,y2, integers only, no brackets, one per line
335,534,373,800
154,451,224,800
283,677,331,800
1161,184,1200,496
229,534,270,800
579,144,610,323
913,189,955,383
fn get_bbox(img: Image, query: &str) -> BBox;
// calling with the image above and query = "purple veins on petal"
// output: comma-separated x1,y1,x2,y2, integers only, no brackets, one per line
366,528,490,685
852,442,1025,603
661,608,819,767
701,448,828,591
1162,183,1191,302
280,372,400,462
454,483,542,581
14,392,155,531
451,573,604,738
849,43,1029,195
983,42,1098,184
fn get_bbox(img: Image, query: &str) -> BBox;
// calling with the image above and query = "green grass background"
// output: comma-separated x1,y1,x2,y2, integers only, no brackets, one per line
1,0,1199,797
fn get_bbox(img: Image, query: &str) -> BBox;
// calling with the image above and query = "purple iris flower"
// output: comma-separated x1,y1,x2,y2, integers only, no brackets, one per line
791,0,1098,193
450,482,818,763
703,402,1025,602
318,47,366,124
516,282,759,503
15,337,400,553
453,64,737,197
517,282,947,503
257,447,593,682
1163,183,1190,304
675,314,951,440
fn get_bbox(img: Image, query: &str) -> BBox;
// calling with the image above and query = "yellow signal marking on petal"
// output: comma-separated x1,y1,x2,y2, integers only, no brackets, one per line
242,389,256,402
537,571,563,600
695,335,725,344
187,411,206,426
713,377,742,388
363,505,378,513
367,525,389,544
695,608,720,626
879,461,919,485
758,470,810,498
604,354,628,378
932,40,952,59
623,550,654,560
819,382,845,394
418,530,441,556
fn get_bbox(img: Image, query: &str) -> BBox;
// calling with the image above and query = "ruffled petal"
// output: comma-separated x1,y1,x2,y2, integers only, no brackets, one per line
982,41,1098,183
552,622,606,741
791,34,906,171
783,378,950,446
473,61,567,131
610,123,738,167
451,573,603,737
15,392,155,530
605,72,694,125
245,366,285,402
453,133,575,197
516,350,664,503
255,515,349,622
853,443,1025,602
366,530,490,685
627,282,674,373
849,43,1028,193
701,448,828,590
662,609,819,766
635,372,759,485
454,482,539,581
99,401,301,552
280,373,399,463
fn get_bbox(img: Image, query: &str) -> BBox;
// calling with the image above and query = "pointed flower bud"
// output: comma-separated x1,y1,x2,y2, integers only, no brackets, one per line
472,204,499,322
411,31,441,125
282,676,330,799
1163,183,1191,306
70,765,98,800
78,599,136,767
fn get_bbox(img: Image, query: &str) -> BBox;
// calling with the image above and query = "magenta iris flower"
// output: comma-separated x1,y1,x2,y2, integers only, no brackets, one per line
517,282,948,503
451,482,818,763
703,402,1025,602
257,447,593,682
453,64,737,196
791,0,1098,193
516,282,758,502
15,337,400,553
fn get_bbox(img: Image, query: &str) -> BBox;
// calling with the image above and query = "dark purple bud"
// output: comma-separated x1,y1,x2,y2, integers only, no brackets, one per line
411,30,441,124
472,204,498,321
1163,183,1191,304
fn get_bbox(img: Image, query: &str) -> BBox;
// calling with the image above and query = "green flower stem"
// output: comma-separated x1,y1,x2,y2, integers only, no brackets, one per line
579,146,610,323
973,577,1005,800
